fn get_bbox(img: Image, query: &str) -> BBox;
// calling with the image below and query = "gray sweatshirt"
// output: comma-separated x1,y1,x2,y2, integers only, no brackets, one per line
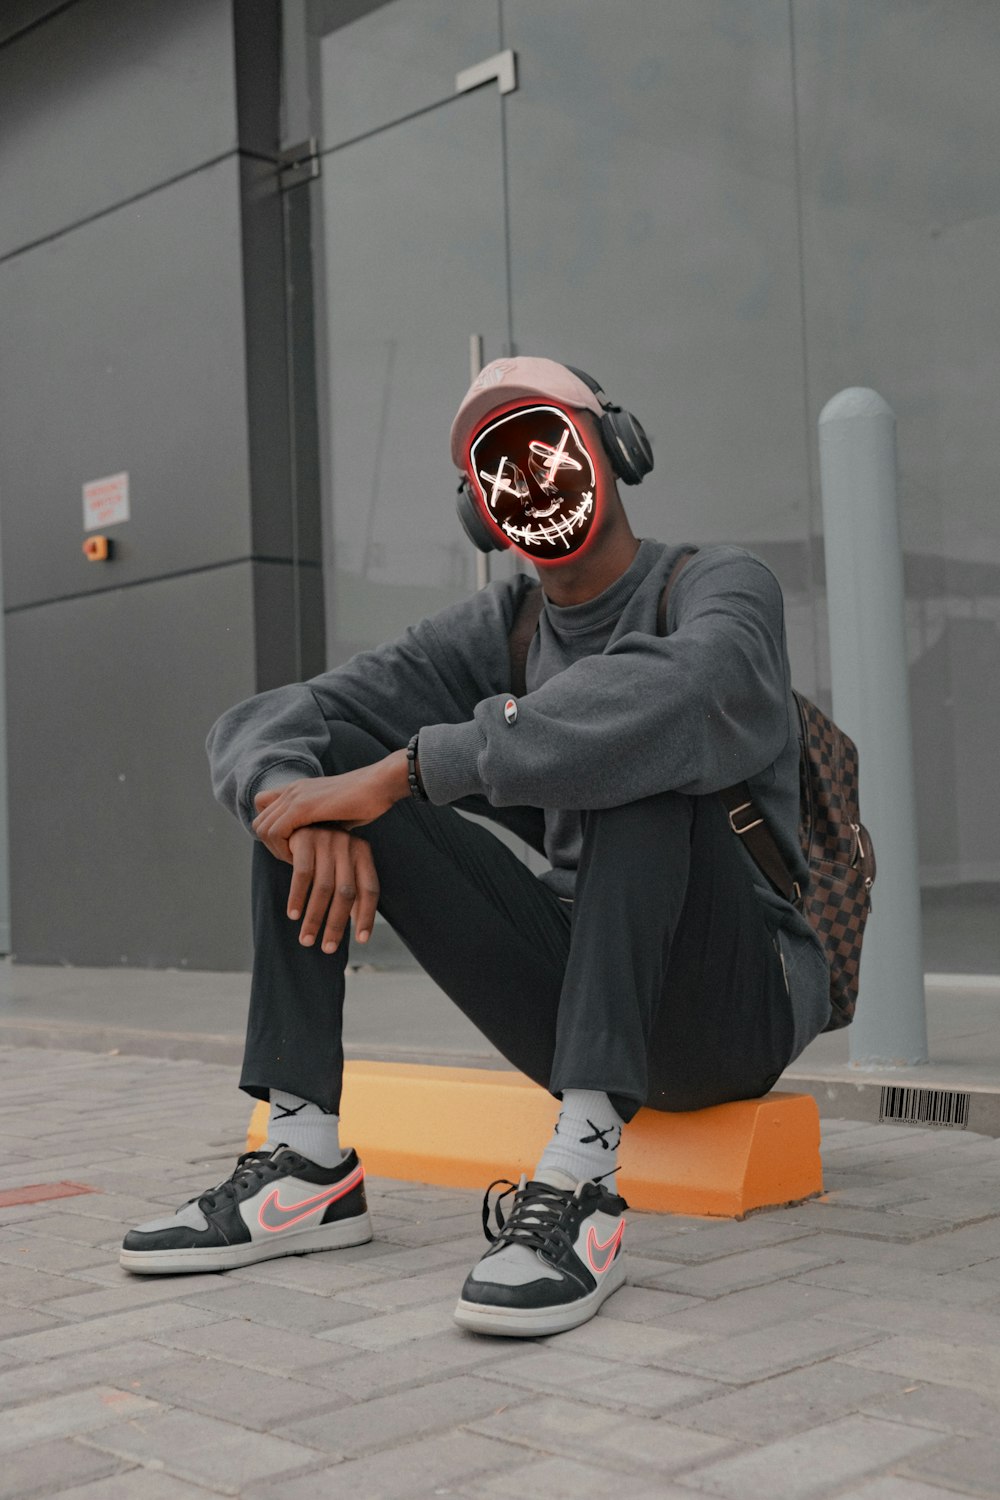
207,537,832,1061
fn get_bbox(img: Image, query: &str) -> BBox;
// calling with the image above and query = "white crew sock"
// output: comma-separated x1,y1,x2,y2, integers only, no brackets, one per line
535,1089,625,1191
265,1090,342,1168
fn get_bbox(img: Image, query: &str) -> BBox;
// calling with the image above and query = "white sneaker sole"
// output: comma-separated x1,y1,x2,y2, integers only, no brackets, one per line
120,1210,373,1275
453,1255,626,1337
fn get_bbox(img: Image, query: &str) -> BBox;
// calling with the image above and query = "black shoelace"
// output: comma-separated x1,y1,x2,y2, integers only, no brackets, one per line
195,1148,289,1213
480,1175,583,1258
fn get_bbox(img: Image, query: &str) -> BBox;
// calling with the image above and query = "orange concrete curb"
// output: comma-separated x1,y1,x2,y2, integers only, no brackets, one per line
247,1062,823,1217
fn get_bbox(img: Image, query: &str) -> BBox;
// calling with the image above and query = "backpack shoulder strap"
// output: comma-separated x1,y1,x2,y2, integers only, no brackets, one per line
656,545,800,904
508,582,545,698
716,784,801,903
656,546,699,636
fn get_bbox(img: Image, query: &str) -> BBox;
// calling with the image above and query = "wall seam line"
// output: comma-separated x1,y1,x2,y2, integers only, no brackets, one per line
0,148,247,268
3,555,322,615
0,0,83,52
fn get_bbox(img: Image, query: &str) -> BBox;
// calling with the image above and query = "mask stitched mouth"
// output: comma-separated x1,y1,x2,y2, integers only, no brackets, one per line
468,404,598,560
501,496,594,548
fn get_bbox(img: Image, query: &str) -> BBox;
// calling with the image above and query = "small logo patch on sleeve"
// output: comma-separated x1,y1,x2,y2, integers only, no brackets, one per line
503,698,518,724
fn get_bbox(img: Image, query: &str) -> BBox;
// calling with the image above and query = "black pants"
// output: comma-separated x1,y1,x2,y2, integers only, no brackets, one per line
240,722,794,1124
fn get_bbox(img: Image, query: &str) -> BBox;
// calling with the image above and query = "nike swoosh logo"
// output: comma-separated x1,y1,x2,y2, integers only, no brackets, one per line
257,1162,364,1232
586,1219,625,1275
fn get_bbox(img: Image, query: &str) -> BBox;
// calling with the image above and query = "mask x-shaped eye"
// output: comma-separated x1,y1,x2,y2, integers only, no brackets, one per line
527,430,583,495
480,457,529,507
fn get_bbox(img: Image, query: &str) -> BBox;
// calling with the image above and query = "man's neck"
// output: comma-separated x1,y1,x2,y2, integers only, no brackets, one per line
535,530,642,608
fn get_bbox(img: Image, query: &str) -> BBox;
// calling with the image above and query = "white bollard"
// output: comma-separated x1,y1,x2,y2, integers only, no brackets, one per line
818,389,928,1066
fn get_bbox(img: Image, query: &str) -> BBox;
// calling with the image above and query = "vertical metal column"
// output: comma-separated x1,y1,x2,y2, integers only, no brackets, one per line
469,334,491,592
818,388,928,1066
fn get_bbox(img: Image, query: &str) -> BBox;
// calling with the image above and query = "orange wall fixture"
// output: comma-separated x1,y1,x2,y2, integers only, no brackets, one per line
248,1062,823,1218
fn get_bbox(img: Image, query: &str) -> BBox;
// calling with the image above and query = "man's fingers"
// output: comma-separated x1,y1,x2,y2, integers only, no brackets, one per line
259,829,292,864
320,867,358,954
297,837,336,947
266,811,296,842
351,840,381,944
255,792,299,862
253,787,296,839
287,843,315,920
253,806,284,842
282,828,378,955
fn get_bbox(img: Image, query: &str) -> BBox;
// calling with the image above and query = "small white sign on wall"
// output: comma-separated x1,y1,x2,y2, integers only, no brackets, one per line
83,471,129,532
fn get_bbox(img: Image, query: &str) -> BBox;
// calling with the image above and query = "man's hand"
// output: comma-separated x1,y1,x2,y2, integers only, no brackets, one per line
252,752,411,855
283,825,381,953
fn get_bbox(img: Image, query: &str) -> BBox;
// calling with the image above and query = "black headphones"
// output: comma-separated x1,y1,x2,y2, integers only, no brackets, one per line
455,365,654,554
564,367,654,488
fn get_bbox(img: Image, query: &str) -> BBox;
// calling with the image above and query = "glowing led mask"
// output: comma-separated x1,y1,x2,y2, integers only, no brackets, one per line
468,404,598,560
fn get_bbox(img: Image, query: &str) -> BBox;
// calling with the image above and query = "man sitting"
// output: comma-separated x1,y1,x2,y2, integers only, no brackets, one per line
121,357,831,1337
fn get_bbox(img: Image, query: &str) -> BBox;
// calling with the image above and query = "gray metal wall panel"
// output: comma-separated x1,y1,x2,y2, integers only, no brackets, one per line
0,0,322,971
0,0,238,259
6,565,258,969
0,157,253,611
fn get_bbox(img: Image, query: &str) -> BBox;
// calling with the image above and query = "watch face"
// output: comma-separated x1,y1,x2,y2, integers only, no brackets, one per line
467,403,599,561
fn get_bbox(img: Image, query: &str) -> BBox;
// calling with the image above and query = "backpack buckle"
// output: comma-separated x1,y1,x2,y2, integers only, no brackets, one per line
728,801,763,836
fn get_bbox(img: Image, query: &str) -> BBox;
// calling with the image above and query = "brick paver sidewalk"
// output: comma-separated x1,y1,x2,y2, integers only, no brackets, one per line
2,1045,1000,1498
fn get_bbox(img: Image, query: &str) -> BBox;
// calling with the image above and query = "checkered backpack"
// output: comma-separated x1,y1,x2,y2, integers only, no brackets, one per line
507,548,877,1032
785,693,877,1029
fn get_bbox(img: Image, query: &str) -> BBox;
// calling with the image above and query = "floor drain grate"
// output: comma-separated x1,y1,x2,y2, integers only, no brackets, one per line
880,1085,971,1129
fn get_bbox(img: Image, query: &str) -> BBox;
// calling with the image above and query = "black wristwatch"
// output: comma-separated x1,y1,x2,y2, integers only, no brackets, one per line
406,731,429,802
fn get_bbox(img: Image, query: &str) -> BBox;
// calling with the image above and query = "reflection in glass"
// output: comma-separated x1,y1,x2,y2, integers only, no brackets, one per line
316,93,509,660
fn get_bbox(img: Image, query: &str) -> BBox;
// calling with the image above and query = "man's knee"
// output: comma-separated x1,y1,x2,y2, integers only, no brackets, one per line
580,787,695,840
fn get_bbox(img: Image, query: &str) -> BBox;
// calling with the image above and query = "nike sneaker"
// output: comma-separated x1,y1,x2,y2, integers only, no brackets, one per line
454,1167,627,1337
120,1144,372,1275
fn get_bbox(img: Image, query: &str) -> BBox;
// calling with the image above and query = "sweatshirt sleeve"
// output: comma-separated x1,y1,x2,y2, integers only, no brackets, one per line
415,548,793,810
206,576,527,831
